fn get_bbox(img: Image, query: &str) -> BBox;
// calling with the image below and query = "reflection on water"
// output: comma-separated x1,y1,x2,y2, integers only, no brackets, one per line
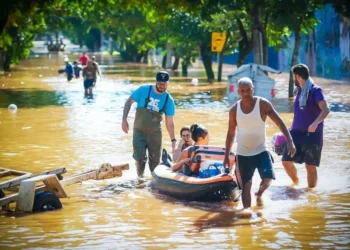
0,53,349,249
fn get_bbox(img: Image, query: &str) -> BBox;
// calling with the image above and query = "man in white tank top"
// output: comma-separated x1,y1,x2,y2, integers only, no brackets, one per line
223,77,296,209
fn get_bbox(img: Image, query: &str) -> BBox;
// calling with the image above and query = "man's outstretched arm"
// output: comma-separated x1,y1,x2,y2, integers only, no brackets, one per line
165,116,176,153
122,96,134,134
263,100,296,157
224,105,237,169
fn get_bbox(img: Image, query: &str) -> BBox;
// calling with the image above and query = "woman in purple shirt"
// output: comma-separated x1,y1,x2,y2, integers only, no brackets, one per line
282,64,330,188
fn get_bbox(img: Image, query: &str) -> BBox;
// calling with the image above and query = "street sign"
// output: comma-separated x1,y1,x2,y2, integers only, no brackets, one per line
211,32,226,52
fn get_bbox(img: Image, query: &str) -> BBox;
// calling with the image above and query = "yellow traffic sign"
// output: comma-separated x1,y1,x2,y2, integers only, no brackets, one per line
211,32,226,52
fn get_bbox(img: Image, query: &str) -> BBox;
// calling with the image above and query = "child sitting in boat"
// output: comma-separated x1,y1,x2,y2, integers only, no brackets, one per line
171,124,209,175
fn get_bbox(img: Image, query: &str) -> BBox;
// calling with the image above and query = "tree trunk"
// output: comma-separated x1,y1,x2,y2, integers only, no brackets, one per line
252,7,263,65
182,63,188,76
3,55,10,71
262,29,268,65
262,12,269,65
253,29,263,64
108,38,114,55
136,52,144,63
289,29,301,98
217,52,224,82
172,56,180,70
142,50,148,63
237,18,253,68
217,30,229,82
55,32,59,44
200,44,214,83
162,54,167,68
0,48,4,71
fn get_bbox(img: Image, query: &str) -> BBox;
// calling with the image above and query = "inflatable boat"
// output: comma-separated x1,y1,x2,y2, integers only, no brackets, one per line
152,164,239,202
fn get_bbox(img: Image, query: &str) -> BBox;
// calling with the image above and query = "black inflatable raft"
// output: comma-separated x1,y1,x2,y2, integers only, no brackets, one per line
152,164,239,202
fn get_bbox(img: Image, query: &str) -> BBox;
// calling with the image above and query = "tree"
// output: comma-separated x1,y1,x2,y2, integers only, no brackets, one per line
271,0,324,98
0,4,47,70
166,9,200,75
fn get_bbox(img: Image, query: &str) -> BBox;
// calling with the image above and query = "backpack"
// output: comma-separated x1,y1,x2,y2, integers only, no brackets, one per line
188,145,236,174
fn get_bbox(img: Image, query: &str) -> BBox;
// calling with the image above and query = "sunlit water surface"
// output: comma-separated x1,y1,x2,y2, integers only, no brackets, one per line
0,53,349,249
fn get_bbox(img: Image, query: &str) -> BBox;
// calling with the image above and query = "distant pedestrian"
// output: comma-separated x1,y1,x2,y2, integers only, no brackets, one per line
282,64,330,188
64,57,74,82
79,52,89,67
91,56,102,86
83,61,97,97
73,61,82,78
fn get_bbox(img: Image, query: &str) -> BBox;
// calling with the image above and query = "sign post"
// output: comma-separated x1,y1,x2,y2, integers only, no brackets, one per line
211,32,227,82
211,32,226,53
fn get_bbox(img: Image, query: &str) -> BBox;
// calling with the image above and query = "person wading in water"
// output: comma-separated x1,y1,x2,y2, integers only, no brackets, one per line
122,71,176,181
224,77,296,210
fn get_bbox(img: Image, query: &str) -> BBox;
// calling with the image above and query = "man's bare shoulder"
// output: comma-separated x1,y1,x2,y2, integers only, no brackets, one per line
229,102,238,111
258,97,273,110
258,96,271,105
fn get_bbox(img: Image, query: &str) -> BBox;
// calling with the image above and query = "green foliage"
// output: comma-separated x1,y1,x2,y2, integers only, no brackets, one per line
200,9,243,54
0,5,47,70
165,9,201,66
0,0,342,76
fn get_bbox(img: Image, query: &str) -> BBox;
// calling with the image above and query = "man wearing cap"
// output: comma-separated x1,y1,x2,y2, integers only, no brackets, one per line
282,64,330,188
122,71,176,178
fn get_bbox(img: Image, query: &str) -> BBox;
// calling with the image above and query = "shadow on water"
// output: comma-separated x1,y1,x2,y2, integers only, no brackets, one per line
0,89,68,108
268,186,309,201
0,89,130,108
103,70,154,76
189,209,264,234
1,86,348,114
128,78,209,84
94,180,148,194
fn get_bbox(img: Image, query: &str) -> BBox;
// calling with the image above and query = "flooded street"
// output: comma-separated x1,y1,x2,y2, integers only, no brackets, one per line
0,53,349,249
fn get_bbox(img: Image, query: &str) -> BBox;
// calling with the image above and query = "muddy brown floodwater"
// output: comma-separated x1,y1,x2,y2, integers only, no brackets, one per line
0,53,349,249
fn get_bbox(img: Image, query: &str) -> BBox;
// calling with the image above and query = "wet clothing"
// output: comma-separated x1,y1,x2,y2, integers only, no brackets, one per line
84,79,94,89
236,97,267,156
73,65,82,78
133,129,162,176
65,63,74,81
284,83,326,166
235,97,273,189
83,64,97,89
235,151,275,188
131,85,175,177
282,143,322,166
80,55,89,66
291,84,325,146
131,85,175,115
